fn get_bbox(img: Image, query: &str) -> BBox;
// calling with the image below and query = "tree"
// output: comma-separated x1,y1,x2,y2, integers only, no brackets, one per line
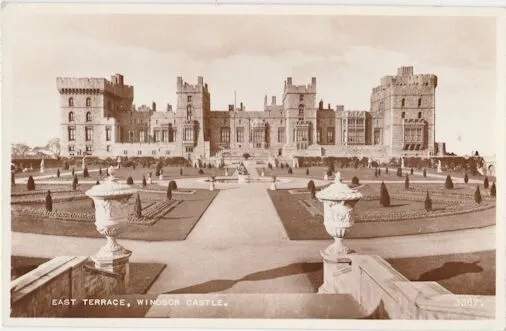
405,174,410,190
379,182,390,207
374,168,378,177
490,182,496,197
422,168,427,178
198,168,204,175
484,177,489,189
72,175,78,190
56,169,60,178
288,167,293,174
169,180,178,191
385,167,389,174
83,167,89,178
64,161,69,170
445,175,454,189
71,168,75,176
96,180,100,185
99,167,102,175
27,176,35,191
378,168,381,176
127,176,134,185
180,168,183,176
306,168,309,176
410,167,414,175
134,193,142,218
351,176,360,186
326,168,333,177
167,184,172,200
464,172,469,184
307,180,316,192
474,185,482,204
310,185,316,199
424,190,432,211
142,175,147,188
45,190,53,212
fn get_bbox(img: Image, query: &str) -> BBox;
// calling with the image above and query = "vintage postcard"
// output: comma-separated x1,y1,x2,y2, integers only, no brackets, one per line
1,2,505,330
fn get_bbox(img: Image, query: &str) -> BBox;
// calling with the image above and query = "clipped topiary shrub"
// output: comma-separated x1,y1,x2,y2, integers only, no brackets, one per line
180,168,183,176
423,168,427,177
484,176,489,189
72,175,78,190
167,184,172,200
71,168,75,177
490,182,496,197
169,180,178,191
396,167,402,177
27,176,35,191
45,190,52,212
134,192,142,218
405,174,410,190
445,175,454,189
474,185,482,204
83,167,89,178
351,176,360,186
127,176,134,185
307,180,315,191
280,163,284,169
410,167,414,175
142,175,147,188
378,168,381,176
198,168,204,175
99,167,102,175
306,168,309,176
96,180,100,185
379,182,390,207
424,190,432,211
374,168,378,177
385,167,389,174
288,167,293,174
57,169,60,178
464,172,469,184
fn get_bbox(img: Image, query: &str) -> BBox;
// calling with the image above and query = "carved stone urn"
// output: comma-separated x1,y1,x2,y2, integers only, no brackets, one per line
85,166,137,273
316,172,362,258
40,159,45,174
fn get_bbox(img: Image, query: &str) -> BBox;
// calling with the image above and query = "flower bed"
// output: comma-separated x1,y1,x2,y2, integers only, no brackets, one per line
128,200,181,225
12,206,94,222
11,188,75,197
11,193,88,205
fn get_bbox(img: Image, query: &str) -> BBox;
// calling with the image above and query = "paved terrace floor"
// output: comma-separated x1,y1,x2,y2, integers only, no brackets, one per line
11,162,496,295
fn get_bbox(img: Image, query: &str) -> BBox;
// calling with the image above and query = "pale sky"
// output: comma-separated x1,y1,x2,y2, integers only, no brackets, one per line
2,13,498,155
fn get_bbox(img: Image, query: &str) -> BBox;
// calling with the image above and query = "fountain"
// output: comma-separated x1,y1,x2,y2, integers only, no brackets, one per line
237,162,250,184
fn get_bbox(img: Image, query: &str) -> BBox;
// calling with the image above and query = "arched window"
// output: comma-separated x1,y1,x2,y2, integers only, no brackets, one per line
68,97,74,107
401,98,405,107
86,112,92,122
417,98,422,107
401,112,405,119
86,97,91,107
68,111,74,122
187,105,192,120
418,112,422,119
379,101,384,111
298,104,304,121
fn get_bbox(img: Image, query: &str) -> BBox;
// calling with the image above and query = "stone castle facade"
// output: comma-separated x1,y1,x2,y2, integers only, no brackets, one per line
57,66,441,162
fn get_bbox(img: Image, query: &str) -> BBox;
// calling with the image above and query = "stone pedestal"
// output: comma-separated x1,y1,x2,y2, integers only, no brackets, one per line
159,174,163,181
261,171,265,177
148,176,153,184
225,169,229,176
324,174,329,181
316,172,362,294
209,180,215,191
40,159,45,174
318,257,354,294
85,166,137,294
238,174,250,183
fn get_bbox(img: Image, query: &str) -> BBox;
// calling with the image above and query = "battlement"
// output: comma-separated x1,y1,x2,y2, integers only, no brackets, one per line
283,77,317,94
176,76,209,93
372,67,438,93
56,74,134,99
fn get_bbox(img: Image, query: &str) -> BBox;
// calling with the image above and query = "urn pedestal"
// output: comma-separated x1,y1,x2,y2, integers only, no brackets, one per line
85,166,137,294
315,172,362,294
237,174,250,183
40,160,45,174
209,179,215,191
324,174,329,181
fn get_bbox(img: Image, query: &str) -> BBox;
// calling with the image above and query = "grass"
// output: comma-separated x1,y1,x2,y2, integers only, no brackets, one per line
106,166,226,181
12,189,219,241
387,250,495,296
267,186,495,240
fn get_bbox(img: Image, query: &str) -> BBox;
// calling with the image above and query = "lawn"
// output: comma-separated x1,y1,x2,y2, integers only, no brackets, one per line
387,250,495,296
107,165,226,181
268,187,495,240
12,189,218,241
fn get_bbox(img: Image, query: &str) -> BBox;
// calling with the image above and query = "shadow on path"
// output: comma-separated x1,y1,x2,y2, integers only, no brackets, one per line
417,261,482,281
164,262,322,294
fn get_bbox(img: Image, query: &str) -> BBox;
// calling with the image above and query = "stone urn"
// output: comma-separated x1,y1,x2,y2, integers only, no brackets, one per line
40,159,45,174
270,176,277,191
324,173,329,181
225,168,229,177
209,177,215,191
85,166,137,274
316,172,362,258
159,174,163,181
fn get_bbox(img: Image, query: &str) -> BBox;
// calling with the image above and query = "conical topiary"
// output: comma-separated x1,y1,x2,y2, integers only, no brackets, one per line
127,176,134,185
351,176,360,186
180,168,183,176
490,182,496,197
306,168,309,176
424,190,432,211
474,185,482,204
484,177,489,189
374,168,378,177
83,167,89,178
464,172,469,184
99,167,102,175
27,176,35,191
379,181,390,207
396,167,402,177
142,175,147,188
169,180,178,191
167,184,172,200
445,175,454,189
405,174,410,190
96,180,100,185
385,167,388,174
45,190,53,212
56,168,60,178
423,168,427,177
134,192,142,218
71,168,75,176
378,168,381,176
410,167,414,175
288,167,292,174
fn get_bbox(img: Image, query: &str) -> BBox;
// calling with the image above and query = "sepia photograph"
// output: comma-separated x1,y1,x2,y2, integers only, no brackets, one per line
1,3,504,329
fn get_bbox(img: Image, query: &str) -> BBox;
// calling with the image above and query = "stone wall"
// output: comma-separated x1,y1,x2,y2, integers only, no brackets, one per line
322,255,495,320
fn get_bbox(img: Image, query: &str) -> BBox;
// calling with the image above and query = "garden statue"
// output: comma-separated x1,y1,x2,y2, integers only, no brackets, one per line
261,168,265,177
40,159,45,174
367,157,372,169
82,156,87,170
225,168,229,176
85,165,137,294
324,171,329,181
401,157,405,169
148,172,153,184
209,176,215,191
237,162,250,183
437,160,442,173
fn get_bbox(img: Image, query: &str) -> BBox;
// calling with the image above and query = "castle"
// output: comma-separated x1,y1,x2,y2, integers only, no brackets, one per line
57,66,445,163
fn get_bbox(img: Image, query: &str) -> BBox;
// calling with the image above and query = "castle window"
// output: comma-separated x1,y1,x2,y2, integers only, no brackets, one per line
68,128,76,141
278,127,285,143
140,131,146,143
298,104,304,121
123,150,128,155
418,112,422,119
105,127,111,141
418,98,422,107
154,131,160,142
185,146,193,153
68,98,74,107
129,131,134,142
68,145,75,152
106,145,110,152
379,101,384,111
86,97,91,107
162,130,168,142
236,127,244,143
187,95,192,102
85,127,93,141
401,112,405,119
401,98,405,107
85,145,92,154
317,128,321,143
86,112,92,122
327,128,335,143
299,94,304,102
220,127,230,143
187,105,192,120
68,112,74,122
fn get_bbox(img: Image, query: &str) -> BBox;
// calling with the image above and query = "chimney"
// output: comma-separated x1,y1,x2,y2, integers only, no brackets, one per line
287,77,292,86
228,104,234,111
198,76,203,85
116,74,124,85
264,95,267,106
319,99,324,110
328,103,331,110
177,76,183,87
397,66,414,75
152,102,156,112
240,102,244,111
167,103,172,112
271,96,276,105
311,77,316,86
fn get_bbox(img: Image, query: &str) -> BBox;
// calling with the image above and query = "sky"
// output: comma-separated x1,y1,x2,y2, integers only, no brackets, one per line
2,12,498,156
